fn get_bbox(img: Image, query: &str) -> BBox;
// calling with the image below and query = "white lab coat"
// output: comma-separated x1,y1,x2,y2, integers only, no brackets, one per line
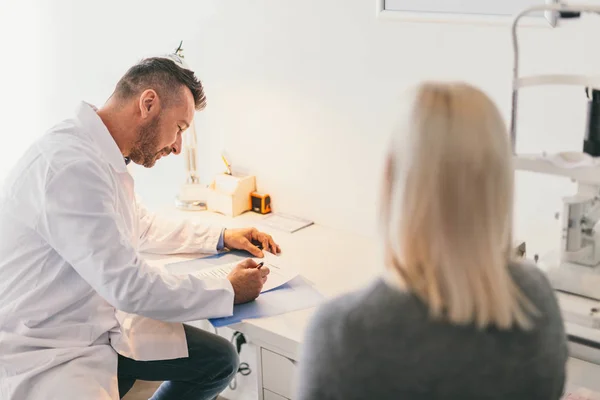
0,102,234,399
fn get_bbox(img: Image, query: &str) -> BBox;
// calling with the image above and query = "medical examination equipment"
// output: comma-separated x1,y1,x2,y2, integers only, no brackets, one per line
511,3,600,303
167,42,209,211
584,88,600,157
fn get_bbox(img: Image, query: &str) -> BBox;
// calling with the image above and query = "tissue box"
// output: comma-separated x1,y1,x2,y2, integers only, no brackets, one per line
207,174,256,217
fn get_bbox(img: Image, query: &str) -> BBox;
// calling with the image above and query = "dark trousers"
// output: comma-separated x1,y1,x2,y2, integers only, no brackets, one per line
117,324,239,400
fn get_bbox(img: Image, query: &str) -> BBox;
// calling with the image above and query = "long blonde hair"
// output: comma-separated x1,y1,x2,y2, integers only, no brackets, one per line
381,82,536,330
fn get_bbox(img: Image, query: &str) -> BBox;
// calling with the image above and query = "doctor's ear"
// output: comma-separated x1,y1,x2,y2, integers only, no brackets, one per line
139,89,159,118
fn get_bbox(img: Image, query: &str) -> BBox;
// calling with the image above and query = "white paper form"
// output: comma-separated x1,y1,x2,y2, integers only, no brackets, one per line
259,213,314,233
168,252,298,293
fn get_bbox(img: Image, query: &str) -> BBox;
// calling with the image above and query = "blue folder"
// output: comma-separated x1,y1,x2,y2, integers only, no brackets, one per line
209,275,324,327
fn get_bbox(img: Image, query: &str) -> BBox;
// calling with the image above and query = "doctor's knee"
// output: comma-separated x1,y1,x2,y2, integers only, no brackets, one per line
219,338,240,381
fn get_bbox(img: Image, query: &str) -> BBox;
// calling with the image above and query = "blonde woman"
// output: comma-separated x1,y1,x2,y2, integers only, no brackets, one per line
296,82,568,400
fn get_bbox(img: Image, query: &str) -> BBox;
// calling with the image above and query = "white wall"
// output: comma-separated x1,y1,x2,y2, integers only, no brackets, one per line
0,1,49,182
7,0,600,258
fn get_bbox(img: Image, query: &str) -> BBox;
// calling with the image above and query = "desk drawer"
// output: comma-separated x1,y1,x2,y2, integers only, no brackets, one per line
264,389,289,400
261,348,297,399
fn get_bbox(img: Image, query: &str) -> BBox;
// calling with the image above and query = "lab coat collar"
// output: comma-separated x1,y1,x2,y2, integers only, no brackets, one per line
76,102,128,173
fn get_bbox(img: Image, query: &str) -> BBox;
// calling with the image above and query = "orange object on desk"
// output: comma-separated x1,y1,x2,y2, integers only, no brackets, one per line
250,192,271,214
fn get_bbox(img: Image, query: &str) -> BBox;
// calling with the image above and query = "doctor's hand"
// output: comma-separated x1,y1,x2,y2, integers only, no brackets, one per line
227,259,271,304
223,228,281,258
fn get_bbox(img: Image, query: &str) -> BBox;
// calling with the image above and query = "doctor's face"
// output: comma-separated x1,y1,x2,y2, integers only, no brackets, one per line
130,87,195,168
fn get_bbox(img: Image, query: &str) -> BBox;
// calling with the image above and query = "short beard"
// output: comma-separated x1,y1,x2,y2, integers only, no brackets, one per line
128,116,166,168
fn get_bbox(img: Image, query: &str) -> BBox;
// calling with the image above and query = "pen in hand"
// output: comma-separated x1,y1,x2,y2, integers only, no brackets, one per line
256,262,264,270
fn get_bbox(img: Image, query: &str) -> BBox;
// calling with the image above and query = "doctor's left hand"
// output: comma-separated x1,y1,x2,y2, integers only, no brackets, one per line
223,228,281,257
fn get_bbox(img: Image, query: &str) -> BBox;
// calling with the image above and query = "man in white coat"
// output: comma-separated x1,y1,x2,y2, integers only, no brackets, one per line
0,55,280,399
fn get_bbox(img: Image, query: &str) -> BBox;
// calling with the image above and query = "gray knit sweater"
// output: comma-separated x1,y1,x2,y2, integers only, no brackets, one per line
296,262,568,400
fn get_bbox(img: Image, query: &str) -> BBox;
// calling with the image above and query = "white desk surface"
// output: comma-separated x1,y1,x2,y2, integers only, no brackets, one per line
146,207,600,361
145,207,381,359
